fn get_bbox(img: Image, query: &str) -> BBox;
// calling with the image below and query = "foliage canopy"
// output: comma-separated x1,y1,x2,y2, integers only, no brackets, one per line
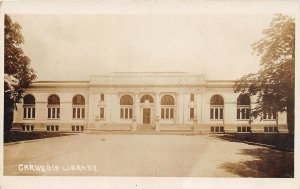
234,14,295,133
4,14,37,131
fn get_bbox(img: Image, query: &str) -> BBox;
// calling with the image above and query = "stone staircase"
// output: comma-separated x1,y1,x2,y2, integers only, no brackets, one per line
137,124,155,132
85,124,198,135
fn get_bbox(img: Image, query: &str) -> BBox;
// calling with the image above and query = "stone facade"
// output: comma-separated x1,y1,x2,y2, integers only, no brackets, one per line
12,72,288,134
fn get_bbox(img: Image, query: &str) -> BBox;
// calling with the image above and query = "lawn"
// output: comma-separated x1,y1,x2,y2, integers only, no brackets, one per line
4,131,77,143
214,133,294,151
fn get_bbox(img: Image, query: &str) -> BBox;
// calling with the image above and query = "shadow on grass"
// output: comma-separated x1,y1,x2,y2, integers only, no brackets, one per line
214,133,294,150
4,131,77,143
219,147,294,177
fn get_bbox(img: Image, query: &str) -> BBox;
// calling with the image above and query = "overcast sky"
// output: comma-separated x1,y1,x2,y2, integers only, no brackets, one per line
11,14,275,81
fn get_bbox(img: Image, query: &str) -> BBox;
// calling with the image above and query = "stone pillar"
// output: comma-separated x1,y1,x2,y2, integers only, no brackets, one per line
87,92,95,129
196,92,202,124
155,116,160,131
177,92,183,125
132,116,137,131
176,92,179,126
155,92,160,131
134,93,139,125
193,116,198,132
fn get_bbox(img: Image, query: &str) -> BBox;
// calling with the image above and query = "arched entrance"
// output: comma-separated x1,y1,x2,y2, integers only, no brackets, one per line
140,95,154,125
143,108,151,124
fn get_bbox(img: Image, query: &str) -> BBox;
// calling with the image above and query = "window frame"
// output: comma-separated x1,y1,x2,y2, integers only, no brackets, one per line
21,125,34,132
237,126,251,133
23,106,36,119
100,107,105,119
47,94,60,119
100,94,105,102
237,105,251,120
161,107,174,119
47,106,60,119
190,94,195,102
46,125,59,132
210,106,223,120
189,107,195,120
23,94,36,119
210,126,224,133
264,126,279,133
72,125,84,132
263,108,277,120
120,106,133,119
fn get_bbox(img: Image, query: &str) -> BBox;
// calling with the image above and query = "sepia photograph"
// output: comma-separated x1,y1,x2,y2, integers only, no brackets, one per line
1,1,299,189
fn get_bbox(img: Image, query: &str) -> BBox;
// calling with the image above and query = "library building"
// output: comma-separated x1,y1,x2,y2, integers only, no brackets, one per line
12,72,288,134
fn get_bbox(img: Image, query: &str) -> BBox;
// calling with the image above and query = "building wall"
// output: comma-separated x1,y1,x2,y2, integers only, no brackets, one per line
12,74,289,133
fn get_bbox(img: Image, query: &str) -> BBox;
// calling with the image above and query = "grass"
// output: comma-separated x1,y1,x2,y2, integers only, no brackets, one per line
4,131,77,143
214,133,294,150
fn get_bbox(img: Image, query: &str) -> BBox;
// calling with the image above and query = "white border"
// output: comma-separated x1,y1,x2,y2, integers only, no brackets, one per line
1,1,299,189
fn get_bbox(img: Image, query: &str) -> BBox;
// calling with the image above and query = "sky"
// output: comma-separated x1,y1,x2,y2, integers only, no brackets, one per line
11,14,275,81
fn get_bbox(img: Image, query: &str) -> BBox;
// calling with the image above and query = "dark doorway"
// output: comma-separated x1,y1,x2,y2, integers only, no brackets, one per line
143,108,151,124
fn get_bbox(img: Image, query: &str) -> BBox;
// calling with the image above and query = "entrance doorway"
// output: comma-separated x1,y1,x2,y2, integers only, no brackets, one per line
143,108,151,124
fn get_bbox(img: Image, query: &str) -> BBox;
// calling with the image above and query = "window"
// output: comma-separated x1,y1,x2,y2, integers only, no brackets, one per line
210,108,223,119
161,95,174,105
263,108,277,120
100,107,105,119
210,95,224,120
120,108,133,119
72,125,84,132
23,94,36,119
190,94,195,102
100,94,105,101
72,95,85,119
161,95,175,119
237,94,251,120
190,108,194,119
120,95,133,119
47,94,60,119
264,126,278,133
46,125,59,132
237,126,251,133
22,125,34,132
161,108,174,119
210,126,224,133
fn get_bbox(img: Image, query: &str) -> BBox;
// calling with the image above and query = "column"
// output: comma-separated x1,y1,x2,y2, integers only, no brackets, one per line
87,92,95,129
155,92,160,131
176,92,179,126
110,92,118,125
177,92,184,125
132,93,139,131
134,93,140,122
197,92,202,124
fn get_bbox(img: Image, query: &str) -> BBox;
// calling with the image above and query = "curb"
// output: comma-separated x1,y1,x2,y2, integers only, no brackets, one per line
4,134,79,146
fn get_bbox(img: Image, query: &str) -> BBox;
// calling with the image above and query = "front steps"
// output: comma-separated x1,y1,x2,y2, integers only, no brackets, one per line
85,125,197,135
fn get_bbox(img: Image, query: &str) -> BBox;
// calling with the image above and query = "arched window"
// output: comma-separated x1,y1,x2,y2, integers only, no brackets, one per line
73,95,85,105
48,94,60,105
140,95,154,103
23,94,35,119
47,94,60,119
237,94,251,120
72,95,85,119
210,95,224,120
120,95,133,119
120,95,133,105
161,95,175,119
210,95,224,105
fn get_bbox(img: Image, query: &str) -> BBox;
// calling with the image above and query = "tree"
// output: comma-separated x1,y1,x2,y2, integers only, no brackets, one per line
234,14,295,133
4,14,37,131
